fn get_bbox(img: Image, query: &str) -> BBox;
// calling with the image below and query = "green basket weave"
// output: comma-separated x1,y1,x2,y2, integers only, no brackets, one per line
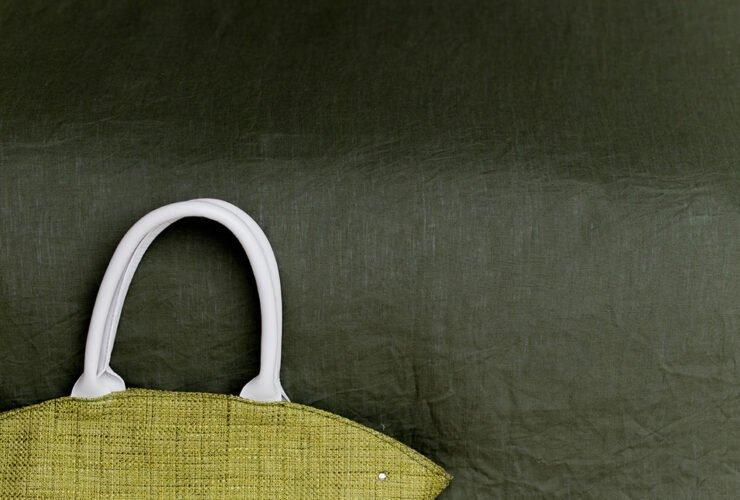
0,389,451,498
0,200,451,498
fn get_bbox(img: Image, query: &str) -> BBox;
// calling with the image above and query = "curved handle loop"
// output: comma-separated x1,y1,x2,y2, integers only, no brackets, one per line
71,199,287,402
97,199,287,401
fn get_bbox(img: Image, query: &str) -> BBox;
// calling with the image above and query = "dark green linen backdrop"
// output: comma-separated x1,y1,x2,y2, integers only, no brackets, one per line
2,1,740,497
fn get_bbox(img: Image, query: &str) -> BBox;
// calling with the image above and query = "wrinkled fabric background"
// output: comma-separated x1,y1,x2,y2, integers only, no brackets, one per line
2,1,740,498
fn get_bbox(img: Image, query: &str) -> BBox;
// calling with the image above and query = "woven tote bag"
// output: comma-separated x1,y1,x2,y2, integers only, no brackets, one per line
0,199,451,499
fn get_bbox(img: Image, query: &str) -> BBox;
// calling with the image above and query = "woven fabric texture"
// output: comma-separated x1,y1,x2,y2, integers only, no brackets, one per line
0,388,450,498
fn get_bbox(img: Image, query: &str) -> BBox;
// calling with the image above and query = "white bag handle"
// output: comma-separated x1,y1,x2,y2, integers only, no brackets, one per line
97,199,287,401
71,200,287,402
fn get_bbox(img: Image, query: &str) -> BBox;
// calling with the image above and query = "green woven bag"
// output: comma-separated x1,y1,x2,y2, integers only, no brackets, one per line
0,199,451,499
